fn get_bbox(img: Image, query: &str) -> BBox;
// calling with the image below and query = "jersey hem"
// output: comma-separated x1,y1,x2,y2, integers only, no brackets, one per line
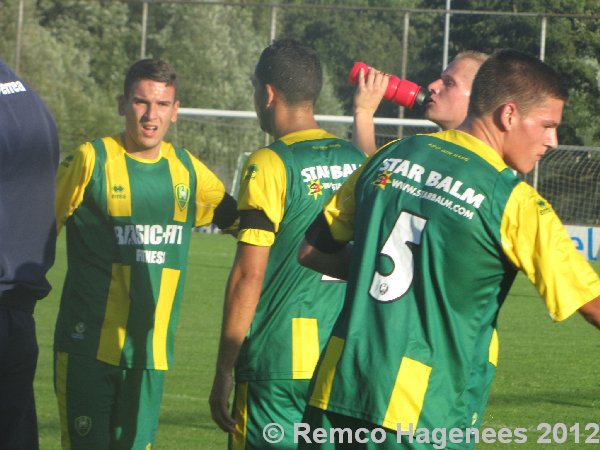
309,398,394,431
53,345,170,371
234,369,313,382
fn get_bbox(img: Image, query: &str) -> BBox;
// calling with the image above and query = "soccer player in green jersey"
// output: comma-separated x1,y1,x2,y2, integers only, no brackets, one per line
54,59,238,449
353,51,488,155
298,49,600,449
209,39,365,449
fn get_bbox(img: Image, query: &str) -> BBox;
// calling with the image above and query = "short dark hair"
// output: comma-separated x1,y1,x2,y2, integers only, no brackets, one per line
123,59,178,99
468,49,568,117
255,39,322,105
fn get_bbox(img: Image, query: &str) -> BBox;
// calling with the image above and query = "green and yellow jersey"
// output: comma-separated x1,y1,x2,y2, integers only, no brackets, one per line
54,136,235,370
307,130,600,439
234,129,365,382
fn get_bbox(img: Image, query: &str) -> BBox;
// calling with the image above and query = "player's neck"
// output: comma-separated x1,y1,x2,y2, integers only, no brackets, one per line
120,132,162,160
273,106,319,140
458,117,502,158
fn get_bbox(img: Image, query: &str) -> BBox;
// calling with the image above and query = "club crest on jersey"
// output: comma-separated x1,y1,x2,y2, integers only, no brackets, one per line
60,154,74,168
71,321,86,340
373,170,392,190
174,183,190,211
307,179,324,199
74,416,92,436
244,164,258,181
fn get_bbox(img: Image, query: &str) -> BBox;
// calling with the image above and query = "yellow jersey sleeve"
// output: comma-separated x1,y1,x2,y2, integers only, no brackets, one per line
237,147,286,246
501,182,600,321
55,142,96,234
186,150,226,227
322,161,370,243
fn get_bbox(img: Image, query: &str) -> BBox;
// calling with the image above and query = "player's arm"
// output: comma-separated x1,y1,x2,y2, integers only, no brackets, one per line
187,152,239,235
209,242,269,433
212,193,238,236
209,147,285,432
578,296,600,329
55,143,96,234
352,67,389,156
298,213,352,281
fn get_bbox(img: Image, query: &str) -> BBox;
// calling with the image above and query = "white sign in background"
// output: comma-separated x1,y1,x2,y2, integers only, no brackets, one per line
566,225,599,262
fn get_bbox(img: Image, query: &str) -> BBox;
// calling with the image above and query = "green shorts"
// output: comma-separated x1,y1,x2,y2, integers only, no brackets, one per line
298,406,400,450
54,352,165,450
230,378,311,450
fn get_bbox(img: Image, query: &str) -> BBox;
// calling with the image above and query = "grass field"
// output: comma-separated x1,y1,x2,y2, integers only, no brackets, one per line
34,232,600,449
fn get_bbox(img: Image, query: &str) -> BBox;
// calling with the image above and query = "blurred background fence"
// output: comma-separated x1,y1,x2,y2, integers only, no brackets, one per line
178,109,600,227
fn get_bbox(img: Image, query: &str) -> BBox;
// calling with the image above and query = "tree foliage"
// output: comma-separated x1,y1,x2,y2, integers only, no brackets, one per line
1,0,600,168
417,0,600,145
1,0,124,153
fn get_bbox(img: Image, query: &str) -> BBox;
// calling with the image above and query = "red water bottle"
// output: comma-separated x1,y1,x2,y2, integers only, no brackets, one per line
348,62,431,108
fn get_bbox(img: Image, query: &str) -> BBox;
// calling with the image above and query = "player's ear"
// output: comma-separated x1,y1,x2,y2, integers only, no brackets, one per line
117,95,127,116
498,103,517,130
171,100,180,123
265,84,277,108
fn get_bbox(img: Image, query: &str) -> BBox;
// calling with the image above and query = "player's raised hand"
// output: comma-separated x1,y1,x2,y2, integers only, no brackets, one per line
209,371,237,433
354,67,390,116
352,67,391,155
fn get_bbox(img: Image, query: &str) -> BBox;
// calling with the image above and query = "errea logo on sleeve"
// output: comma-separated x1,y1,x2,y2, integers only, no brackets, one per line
244,164,259,181
536,199,553,216
0,80,27,95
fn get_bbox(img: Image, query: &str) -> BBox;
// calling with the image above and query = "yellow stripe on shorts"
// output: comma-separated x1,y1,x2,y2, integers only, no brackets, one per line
489,328,499,367
231,382,248,450
55,351,71,450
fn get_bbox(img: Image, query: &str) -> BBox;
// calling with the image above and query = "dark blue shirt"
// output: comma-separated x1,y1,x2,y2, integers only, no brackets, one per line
0,60,59,301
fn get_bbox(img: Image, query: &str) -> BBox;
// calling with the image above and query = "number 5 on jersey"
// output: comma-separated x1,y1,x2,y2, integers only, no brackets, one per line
370,211,427,302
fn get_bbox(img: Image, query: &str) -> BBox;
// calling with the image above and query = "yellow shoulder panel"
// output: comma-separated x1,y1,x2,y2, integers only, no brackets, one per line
185,149,226,227
55,142,96,234
323,159,369,243
237,147,286,244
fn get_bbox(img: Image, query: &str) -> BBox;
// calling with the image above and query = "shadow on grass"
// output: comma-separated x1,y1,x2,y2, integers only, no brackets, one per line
490,390,599,409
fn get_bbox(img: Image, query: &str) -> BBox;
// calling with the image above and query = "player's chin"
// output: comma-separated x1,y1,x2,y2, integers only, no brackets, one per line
424,106,436,120
139,132,163,145
518,161,536,175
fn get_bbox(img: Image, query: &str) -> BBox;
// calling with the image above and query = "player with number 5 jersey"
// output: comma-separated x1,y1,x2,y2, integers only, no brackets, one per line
298,49,600,449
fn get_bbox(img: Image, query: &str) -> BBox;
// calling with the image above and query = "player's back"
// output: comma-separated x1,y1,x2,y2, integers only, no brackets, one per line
236,128,364,382
312,129,521,434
